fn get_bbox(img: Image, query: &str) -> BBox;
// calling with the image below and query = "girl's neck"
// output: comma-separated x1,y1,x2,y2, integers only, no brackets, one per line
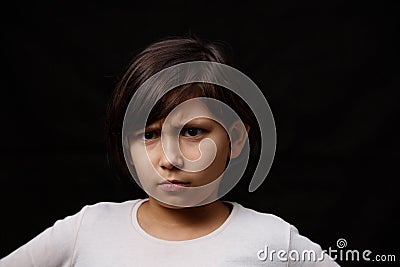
139,197,232,227
136,197,233,241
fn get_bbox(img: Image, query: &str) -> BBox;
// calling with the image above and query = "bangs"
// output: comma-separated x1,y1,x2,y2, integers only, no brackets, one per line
147,83,205,126
126,82,230,133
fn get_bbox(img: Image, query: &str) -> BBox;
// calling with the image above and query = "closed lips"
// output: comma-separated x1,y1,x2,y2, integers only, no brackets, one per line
158,180,190,185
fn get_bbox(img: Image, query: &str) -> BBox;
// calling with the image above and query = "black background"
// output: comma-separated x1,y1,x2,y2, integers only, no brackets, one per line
1,1,398,266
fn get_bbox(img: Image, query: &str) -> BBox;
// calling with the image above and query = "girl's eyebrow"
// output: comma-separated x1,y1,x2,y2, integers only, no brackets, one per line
169,118,212,128
145,124,161,131
183,120,210,127
133,121,161,134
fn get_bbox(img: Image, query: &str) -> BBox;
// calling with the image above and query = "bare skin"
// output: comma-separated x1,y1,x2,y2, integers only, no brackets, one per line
137,197,232,241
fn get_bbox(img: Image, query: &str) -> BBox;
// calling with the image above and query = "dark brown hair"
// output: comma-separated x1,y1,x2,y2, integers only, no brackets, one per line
105,36,261,189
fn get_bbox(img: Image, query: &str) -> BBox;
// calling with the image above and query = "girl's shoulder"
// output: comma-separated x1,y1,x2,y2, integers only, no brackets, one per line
227,202,339,266
83,199,141,211
224,201,292,244
228,201,291,230
79,199,142,220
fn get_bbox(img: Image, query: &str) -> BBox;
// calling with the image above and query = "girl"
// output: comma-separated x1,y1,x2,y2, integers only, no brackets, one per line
1,37,339,266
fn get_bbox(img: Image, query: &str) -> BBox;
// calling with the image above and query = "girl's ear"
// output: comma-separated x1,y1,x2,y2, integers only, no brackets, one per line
228,120,250,159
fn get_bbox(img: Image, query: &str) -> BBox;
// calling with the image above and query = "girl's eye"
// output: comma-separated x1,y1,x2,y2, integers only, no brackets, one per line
181,128,204,137
142,131,159,140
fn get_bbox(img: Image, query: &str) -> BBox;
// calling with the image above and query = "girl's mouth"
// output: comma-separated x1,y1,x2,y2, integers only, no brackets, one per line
157,180,190,192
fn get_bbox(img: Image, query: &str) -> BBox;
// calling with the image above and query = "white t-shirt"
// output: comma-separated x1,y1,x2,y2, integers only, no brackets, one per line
1,199,340,266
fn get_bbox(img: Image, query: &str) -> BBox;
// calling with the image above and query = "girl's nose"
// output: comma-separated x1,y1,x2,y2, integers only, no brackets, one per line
159,154,184,170
159,138,184,170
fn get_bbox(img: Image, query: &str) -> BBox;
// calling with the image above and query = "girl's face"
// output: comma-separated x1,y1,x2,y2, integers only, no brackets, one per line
128,99,232,207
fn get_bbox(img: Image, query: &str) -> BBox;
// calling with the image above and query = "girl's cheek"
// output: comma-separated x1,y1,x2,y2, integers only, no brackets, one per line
130,144,155,168
132,153,159,183
141,148,159,167
180,142,202,161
